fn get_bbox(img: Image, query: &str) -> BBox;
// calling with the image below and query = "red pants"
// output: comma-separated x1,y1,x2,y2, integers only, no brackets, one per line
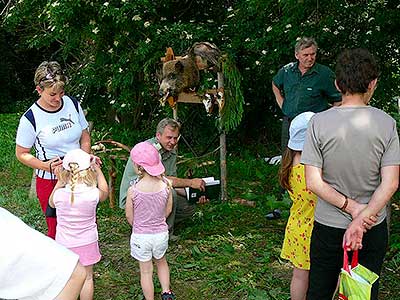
36,177,57,239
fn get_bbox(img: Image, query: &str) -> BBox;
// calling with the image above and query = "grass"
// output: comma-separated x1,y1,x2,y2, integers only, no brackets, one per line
1,113,400,300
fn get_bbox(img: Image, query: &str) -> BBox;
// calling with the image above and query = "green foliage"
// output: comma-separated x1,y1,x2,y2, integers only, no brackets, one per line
0,113,32,187
220,53,245,133
2,0,400,139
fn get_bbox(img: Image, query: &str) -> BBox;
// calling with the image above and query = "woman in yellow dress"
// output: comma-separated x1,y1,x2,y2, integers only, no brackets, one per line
279,111,317,300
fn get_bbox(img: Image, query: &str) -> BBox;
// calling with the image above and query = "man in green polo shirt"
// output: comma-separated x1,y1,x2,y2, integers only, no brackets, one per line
119,118,207,238
272,37,341,151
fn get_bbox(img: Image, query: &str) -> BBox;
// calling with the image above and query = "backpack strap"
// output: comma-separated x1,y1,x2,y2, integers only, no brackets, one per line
67,95,80,113
23,109,36,131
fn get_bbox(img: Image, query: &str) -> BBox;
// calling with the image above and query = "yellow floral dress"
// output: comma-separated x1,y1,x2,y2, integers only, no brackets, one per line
280,164,317,270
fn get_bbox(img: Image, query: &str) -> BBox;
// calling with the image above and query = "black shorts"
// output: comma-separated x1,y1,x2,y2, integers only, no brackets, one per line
307,220,388,300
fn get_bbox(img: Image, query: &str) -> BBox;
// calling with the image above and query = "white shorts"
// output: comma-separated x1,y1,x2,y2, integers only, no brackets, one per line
130,231,169,262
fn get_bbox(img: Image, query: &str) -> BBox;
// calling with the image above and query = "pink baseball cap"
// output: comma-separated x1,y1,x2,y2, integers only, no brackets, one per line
130,142,165,176
62,149,91,171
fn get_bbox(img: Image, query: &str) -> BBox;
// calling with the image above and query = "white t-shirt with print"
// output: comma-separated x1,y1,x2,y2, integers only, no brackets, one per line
16,95,89,179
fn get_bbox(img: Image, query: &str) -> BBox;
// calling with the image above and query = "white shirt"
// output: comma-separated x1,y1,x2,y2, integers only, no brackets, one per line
0,207,79,300
16,95,89,179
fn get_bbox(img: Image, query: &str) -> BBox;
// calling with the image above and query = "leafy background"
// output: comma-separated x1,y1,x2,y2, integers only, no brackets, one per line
1,0,400,148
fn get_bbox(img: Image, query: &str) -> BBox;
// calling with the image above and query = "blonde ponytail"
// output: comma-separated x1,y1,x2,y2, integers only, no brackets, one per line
69,163,80,204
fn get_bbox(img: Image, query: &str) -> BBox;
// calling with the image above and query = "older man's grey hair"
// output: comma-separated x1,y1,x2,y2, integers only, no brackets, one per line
156,118,181,134
295,37,318,53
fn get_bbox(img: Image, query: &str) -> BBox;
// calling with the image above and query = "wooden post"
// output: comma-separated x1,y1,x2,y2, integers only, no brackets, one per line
173,104,178,121
218,71,227,201
108,156,117,208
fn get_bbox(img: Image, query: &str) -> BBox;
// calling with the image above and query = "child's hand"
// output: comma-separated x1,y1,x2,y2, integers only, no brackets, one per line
53,164,63,177
90,160,101,171
90,154,102,166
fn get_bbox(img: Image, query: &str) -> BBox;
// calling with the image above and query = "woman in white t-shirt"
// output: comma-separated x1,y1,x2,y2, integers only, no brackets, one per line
15,61,91,239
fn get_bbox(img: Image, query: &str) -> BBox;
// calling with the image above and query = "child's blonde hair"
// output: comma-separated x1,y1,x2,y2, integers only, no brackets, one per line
135,164,172,189
58,163,97,204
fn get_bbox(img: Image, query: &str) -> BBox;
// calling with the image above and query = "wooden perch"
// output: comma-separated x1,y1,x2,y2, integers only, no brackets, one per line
94,140,131,152
177,88,223,103
108,156,117,208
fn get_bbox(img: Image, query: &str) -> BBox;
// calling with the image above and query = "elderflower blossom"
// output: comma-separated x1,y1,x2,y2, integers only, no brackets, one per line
266,26,272,32
144,21,151,28
132,15,141,21
92,27,99,34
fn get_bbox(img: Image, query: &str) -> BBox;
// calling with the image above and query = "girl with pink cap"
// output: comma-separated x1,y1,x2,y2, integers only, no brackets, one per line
48,148,109,300
125,142,175,300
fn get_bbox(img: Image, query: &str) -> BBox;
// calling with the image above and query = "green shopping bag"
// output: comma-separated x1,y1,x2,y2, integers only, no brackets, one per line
338,249,379,300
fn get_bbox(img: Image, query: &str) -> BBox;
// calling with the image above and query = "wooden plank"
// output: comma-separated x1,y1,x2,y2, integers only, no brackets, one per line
177,92,202,103
177,89,220,103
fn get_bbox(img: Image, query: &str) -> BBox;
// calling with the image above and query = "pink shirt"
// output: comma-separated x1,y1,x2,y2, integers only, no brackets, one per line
54,184,100,247
130,185,169,234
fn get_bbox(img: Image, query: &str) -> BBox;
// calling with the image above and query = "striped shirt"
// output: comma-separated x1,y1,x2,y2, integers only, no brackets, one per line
130,184,169,234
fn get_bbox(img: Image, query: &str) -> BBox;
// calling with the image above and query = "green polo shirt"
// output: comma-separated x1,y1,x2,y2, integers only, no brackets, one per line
118,137,177,208
273,62,341,118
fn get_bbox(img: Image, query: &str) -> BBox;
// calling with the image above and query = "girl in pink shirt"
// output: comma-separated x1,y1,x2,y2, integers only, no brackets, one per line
49,149,108,300
125,142,175,300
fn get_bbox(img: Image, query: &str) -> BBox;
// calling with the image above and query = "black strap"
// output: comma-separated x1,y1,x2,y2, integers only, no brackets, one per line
68,95,80,113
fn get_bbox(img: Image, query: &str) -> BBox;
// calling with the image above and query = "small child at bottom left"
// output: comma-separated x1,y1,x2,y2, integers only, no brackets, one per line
49,148,109,300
